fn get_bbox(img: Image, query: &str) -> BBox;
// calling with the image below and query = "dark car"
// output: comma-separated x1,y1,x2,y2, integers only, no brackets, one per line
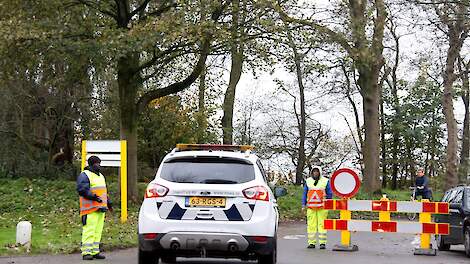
434,185,470,256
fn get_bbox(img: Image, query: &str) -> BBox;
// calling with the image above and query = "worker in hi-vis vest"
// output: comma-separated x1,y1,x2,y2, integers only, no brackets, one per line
302,166,332,249
76,156,113,260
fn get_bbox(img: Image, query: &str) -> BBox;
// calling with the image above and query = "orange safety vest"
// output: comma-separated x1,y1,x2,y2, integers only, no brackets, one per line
79,170,108,216
306,176,329,209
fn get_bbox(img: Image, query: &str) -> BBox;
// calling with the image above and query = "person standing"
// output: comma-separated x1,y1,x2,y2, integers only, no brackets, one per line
415,168,432,200
77,156,113,260
302,166,332,249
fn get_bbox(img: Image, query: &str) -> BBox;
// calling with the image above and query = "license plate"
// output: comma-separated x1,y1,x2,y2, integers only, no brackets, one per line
186,197,226,208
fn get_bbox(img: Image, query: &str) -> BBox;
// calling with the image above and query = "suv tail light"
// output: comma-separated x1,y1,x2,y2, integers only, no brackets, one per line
145,183,169,198
243,186,269,201
143,233,158,240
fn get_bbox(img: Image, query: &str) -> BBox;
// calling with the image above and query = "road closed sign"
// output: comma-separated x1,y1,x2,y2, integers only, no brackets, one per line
330,168,361,198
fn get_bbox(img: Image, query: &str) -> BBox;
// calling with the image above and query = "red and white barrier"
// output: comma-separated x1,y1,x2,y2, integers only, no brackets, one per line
324,219,449,235
324,199,449,214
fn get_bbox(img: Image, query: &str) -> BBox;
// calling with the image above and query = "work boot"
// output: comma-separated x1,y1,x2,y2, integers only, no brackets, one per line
93,253,106,259
307,244,315,249
319,244,326,250
82,254,93,260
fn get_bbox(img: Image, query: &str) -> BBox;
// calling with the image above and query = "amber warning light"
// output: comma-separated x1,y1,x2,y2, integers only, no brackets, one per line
176,144,254,152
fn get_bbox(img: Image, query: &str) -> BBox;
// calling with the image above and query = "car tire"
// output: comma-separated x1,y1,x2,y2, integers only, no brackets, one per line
138,249,159,264
465,227,470,258
437,234,450,251
161,256,177,263
258,238,277,264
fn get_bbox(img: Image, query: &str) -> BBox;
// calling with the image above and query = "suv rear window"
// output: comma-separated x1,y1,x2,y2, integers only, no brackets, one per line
160,157,255,184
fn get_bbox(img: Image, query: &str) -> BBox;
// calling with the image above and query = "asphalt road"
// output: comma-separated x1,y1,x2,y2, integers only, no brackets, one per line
2,222,468,264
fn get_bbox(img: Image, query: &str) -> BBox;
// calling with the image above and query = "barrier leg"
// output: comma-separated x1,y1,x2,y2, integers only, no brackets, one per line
414,208,436,256
379,196,391,222
333,210,358,252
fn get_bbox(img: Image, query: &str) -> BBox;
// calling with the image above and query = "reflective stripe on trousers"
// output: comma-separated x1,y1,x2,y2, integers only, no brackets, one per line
81,211,105,255
307,209,328,245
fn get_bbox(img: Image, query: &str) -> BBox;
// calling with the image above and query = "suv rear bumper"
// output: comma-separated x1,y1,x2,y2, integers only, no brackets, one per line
139,233,275,259
138,199,277,237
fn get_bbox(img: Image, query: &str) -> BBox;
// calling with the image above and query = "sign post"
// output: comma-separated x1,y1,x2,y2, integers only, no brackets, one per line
329,168,361,252
81,140,128,223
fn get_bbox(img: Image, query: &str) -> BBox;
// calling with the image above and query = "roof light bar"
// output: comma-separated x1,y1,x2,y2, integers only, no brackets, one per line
176,144,254,152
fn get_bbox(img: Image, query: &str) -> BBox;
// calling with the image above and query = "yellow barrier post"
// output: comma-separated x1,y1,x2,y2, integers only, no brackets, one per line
120,140,128,223
414,199,436,256
379,195,391,222
81,140,87,171
340,209,351,246
333,199,358,252
420,212,431,249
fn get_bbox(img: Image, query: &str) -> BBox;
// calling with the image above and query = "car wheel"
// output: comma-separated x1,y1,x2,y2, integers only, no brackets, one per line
465,227,470,258
258,238,277,264
161,256,177,263
138,249,159,264
437,234,450,251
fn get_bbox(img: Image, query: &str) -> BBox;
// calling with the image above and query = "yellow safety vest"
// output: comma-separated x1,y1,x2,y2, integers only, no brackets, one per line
306,177,329,209
79,170,108,216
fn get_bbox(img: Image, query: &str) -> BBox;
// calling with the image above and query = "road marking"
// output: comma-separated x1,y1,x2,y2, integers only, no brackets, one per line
283,235,306,240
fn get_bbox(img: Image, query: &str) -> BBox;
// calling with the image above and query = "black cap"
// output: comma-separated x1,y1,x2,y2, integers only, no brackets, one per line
88,155,101,167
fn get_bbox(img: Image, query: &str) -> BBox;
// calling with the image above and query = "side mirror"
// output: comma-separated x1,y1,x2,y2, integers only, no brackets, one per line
449,203,462,210
274,187,288,198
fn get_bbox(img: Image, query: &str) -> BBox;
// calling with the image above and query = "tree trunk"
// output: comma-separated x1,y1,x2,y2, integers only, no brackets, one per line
442,32,465,190
380,94,387,188
391,143,399,190
459,79,470,183
358,71,382,193
118,53,141,202
196,65,207,143
222,0,243,145
286,26,307,186
221,51,242,145
389,24,401,190
347,93,365,175
429,109,438,180
342,63,364,174
351,0,386,194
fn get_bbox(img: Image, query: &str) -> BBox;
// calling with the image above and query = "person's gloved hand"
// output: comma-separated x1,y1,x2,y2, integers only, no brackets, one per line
93,194,103,203
108,201,113,212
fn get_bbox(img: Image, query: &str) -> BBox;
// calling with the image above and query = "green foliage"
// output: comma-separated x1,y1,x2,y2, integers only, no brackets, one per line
137,95,218,176
382,62,445,188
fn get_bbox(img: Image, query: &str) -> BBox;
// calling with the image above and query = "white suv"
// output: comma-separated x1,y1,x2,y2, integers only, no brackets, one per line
138,144,286,264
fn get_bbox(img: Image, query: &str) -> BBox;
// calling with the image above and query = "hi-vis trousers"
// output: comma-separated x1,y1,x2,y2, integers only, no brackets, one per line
81,211,105,256
307,208,328,245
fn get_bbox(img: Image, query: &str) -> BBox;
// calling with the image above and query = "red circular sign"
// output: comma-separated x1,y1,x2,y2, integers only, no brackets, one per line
330,168,361,198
